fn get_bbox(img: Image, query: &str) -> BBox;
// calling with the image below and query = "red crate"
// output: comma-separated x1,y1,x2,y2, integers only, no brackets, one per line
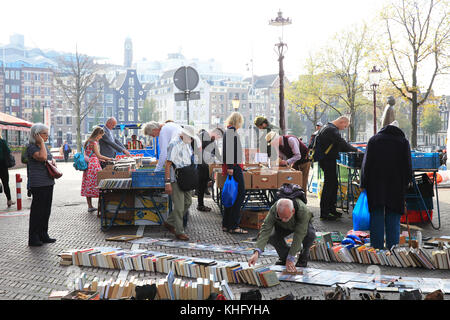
401,210,433,223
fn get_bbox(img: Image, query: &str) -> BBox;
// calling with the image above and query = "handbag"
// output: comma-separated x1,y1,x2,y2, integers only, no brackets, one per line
175,164,198,191
46,160,63,179
6,153,15,168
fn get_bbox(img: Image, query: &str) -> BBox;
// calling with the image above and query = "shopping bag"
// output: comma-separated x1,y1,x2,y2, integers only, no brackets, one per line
352,190,370,231
221,175,238,208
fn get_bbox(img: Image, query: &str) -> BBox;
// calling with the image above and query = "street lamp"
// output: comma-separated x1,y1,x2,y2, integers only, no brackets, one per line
270,9,291,136
232,94,240,111
369,66,382,135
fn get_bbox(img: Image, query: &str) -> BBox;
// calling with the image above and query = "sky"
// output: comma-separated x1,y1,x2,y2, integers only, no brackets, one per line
0,0,447,93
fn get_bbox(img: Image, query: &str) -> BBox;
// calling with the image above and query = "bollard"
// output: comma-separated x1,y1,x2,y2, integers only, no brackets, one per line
16,174,22,210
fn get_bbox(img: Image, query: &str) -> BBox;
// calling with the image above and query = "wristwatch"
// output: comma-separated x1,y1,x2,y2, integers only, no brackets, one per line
165,178,171,183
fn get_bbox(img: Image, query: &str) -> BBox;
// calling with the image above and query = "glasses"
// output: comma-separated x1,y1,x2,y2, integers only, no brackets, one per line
40,132,49,136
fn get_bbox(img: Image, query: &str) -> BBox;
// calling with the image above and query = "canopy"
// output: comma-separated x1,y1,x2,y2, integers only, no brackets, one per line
0,112,33,132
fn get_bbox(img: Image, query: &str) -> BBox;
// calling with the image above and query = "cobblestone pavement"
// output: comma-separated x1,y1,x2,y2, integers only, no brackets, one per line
0,162,449,301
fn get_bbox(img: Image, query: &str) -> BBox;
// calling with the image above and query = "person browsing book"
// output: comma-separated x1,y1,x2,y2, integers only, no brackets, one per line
248,198,316,271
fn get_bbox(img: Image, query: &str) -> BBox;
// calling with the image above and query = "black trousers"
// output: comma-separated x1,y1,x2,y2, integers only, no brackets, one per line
197,164,209,207
268,222,316,262
222,165,246,230
319,159,338,217
29,185,54,240
64,152,69,162
0,164,11,201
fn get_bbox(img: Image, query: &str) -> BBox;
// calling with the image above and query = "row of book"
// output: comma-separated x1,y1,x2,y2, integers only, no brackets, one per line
98,178,132,189
60,272,235,300
309,241,450,270
59,248,279,287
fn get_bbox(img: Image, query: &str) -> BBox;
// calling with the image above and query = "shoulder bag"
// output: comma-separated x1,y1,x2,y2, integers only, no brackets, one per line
46,160,63,179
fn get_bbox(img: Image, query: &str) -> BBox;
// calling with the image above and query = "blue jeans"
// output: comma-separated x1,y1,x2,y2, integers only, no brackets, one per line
370,206,401,249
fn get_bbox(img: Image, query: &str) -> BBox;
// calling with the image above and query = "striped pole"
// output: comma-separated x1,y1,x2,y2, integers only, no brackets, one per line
16,174,22,211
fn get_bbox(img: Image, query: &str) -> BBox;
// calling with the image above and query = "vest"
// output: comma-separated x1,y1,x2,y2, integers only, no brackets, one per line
279,135,309,166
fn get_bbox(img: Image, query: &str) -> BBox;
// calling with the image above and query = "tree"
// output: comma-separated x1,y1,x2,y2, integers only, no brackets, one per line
421,104,442,136
139,98,156,123
54,49,103,152
287,109,305,138
320,23,374,141
379,0,450,148
286,54,342,128
31,102,43,123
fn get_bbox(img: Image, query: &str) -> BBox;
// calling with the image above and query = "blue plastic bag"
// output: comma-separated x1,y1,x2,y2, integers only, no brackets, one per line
222,175,238,208
352,190,370,231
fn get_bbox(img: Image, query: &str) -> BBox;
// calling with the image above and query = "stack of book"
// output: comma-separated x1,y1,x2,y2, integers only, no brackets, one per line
98,178,132,189
59,248,279,287
309,239,446,270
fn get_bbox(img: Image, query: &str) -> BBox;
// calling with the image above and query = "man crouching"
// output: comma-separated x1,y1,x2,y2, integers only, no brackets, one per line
248,198,316,272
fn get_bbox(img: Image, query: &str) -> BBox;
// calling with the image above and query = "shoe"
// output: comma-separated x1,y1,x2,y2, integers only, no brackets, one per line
7,200,15,207
320,213,339,221
27,190,32,197
88,207,97,212
331,211,342,217
163,222,176,234
197,205,212,212
28,235,43,247
175,233,189,241
41,233,56,243
204,190,211,196
275,259,286,266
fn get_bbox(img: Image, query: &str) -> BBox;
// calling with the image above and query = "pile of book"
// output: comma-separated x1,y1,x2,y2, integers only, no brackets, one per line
58,272,235,300
98,178,132,189
59,248,279,287
309,238,450,270
113,158,137,171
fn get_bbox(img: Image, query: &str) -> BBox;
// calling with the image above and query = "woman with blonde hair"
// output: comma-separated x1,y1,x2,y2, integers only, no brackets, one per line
81,126,113,212
221,112,248,234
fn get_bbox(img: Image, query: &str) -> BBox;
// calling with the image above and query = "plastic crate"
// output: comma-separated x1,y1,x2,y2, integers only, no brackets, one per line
347,152,364,168
411,152,440,169
131,170,165,188
400,210,433,223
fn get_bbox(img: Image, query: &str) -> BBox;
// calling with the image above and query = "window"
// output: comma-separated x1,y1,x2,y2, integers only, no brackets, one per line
57,117,63,125
34,86,41,95
105,94,113,104
5,71,9,79
138,99,144,108
128,99,134,109
24,86,31,95
129,87,134,97
16,71,20,80
24,72,31,81
44,87,51,96
5,99,10,106
129,77,134,86
106,107,113,117
119,97,125,107
128,112,134,121
66,116,72,125
11,99,19,107
88,122,94,132
5,85,9,93
24,100,32,108
118,111,124,121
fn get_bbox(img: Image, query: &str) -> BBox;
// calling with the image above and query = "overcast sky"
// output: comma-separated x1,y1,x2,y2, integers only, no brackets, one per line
0,0,447,94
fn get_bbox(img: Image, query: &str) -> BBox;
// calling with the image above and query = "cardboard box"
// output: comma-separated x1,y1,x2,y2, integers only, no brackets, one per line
239,210,269,230
243,171,252,190
215,172,228,189
101,192,135,225
251,169,278,189
97,170,132,184
277,169,302,187
209,164,222,180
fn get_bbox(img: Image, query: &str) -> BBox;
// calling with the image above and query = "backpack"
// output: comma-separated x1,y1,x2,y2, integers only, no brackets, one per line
308,126,333,162
276,183,307,205
73,147,89,171
21,145,29,164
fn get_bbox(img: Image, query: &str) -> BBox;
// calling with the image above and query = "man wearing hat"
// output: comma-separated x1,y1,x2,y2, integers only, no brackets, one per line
163,125,198,241
308,122,323,150
254,116,279,159
266,131,311,197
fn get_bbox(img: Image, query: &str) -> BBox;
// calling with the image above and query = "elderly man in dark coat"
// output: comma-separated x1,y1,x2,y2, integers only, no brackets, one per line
360,123,413,250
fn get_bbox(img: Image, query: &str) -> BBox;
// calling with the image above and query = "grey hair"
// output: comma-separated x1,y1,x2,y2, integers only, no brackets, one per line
143,121,161,136
276,198,294,214
29,123,49,144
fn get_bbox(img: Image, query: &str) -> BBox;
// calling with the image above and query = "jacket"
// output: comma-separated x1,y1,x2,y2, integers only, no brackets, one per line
256,198,313,257
360,125,413,214
318,122,358,161
98,126,126,158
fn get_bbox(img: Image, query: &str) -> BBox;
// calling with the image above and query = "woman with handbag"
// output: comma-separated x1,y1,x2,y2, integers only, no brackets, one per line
26,123,56,246
222,112,247,234
0,132,15,207
81,127,113,212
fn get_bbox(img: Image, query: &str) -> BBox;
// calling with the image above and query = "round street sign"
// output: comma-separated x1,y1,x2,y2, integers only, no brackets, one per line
173,66,199,91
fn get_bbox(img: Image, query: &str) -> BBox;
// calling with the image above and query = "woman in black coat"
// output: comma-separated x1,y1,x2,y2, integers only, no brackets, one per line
360,124,412,249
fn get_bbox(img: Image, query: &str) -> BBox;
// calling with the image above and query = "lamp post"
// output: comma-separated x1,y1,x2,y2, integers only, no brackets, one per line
232,94,240,111
269,10,291,136
369,66,381,135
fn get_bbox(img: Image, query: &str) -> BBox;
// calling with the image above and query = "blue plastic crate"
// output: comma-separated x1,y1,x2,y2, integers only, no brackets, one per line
411,152,440,169
131,170,165,188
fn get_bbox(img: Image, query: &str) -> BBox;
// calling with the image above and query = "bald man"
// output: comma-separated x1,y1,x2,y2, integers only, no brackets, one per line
317,116,360,220
99,117,131,162
248,198,316,271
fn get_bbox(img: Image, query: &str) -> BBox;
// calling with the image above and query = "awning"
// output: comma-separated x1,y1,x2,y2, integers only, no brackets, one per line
0,112,32,132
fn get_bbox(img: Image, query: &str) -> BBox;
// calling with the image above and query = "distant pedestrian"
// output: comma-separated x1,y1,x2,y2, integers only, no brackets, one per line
62,141,72,162
26,123,56,246
127,134,144,150
222,112,248,234
360,122,412,249
0,133,15,207
81,127,113,212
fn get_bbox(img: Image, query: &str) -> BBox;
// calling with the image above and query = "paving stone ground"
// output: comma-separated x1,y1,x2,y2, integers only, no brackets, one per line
0,162,450,301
